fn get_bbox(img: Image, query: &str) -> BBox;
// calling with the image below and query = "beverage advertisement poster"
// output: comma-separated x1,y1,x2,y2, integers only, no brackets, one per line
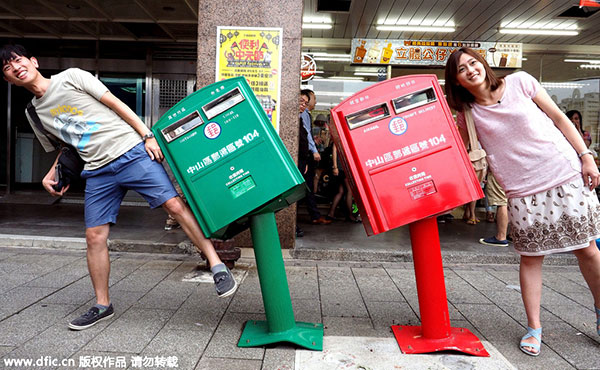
351,39,522,68
216,27,283,132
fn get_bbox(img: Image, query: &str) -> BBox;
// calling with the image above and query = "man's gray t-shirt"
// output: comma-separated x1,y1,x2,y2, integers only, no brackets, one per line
25,68,142,170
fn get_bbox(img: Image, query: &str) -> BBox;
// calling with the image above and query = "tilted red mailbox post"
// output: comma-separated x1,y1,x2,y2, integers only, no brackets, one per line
330,75,489,356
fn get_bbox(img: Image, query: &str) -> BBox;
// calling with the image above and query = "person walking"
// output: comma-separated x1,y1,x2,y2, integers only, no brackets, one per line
1,44,237,331
325,134,360,223
445,47,600,356
479,171,509,247
299,89,330,225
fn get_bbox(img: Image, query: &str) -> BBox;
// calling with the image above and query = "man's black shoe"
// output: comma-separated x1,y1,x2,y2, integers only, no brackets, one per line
213,267,238,298
479,236,509,247
68,304,114,331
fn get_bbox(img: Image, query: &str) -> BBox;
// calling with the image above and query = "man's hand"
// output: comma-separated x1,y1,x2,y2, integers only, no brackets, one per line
144,138,164,162
42,166,69,196
313,152,321,161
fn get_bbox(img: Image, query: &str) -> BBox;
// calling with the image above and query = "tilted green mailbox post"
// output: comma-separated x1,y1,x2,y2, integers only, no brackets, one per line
152,76,323,350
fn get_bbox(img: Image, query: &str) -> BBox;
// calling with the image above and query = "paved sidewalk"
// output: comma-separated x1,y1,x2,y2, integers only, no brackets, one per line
1,246,599,369
0,193,580,266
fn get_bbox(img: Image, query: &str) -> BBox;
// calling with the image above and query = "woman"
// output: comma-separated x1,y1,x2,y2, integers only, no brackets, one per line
463,200,479,224
326,143,360,223
567,110,598,166
445,48,600,357
566,109,592,147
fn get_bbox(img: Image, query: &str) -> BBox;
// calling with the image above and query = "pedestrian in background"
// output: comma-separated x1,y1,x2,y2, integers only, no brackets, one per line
445,47,600,357
567,109,592,148
479,171,509,247
299,89,331,226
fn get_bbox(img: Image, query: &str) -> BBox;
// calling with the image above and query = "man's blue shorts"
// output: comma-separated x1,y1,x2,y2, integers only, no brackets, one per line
81,142,178,228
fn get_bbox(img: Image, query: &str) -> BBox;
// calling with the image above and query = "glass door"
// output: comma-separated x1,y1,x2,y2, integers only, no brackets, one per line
99,77,146,122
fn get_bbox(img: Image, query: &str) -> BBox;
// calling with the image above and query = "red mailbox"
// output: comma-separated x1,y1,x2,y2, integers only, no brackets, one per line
330,75,482,236
330,75,488,357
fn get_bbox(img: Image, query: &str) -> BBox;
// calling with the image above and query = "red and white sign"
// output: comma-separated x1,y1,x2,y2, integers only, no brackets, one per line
301,53,317,82
204,122,221,139
580,0,600,7
389,117,408,135
408,180,437,200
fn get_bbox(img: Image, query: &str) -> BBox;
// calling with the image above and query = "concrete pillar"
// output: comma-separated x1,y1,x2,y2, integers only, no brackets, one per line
196,0,303,248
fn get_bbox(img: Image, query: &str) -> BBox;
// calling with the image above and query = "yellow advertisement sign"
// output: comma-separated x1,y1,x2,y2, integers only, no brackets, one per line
216,27,282,132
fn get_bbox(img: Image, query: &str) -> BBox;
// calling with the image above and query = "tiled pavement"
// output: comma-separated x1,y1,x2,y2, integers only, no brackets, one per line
1,247,599,369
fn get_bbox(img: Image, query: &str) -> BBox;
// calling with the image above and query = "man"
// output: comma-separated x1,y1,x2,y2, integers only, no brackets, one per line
1,44,237,330
479,171,509,247
299,89,331,225
296,95,309,238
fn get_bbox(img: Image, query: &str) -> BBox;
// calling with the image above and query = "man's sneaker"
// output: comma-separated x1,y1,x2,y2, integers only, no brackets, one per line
479,236,509,247
164,215,180,231
213,267,238,298
68,304,114,331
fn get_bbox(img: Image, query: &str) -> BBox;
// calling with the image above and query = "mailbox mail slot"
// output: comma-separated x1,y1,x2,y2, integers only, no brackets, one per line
330,75,483,236
152,77,305,239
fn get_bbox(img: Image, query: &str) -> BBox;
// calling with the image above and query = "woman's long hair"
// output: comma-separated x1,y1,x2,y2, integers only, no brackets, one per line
444,47,503,112
566,110,584,135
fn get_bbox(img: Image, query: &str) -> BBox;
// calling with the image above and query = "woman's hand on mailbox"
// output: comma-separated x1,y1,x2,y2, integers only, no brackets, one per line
144,138,164,162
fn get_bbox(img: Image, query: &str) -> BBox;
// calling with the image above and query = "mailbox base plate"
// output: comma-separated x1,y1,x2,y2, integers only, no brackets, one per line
391,325,489,357
238,320,323,350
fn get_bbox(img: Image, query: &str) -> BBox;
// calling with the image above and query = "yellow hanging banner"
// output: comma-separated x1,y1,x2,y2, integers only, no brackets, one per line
216,27,283,132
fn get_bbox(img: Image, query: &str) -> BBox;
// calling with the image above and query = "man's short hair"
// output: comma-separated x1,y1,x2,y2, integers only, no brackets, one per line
1,44,31,66
300,89,313,100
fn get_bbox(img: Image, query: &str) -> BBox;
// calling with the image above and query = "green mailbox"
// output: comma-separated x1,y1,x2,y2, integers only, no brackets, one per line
152,76,305,240
152,77,323,351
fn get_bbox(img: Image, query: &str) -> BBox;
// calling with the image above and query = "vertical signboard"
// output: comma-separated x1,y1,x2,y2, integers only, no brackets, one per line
216,27,283,132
